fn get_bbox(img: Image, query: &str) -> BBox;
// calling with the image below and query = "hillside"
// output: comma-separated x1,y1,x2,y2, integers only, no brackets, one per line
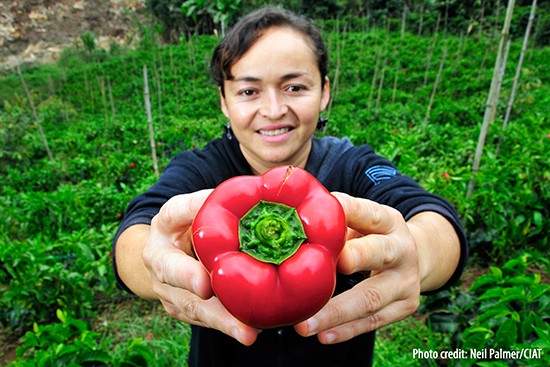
0,0,146,70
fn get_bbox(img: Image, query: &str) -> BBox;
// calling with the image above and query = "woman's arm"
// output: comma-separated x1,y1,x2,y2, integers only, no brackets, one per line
115,224,156,299
407,211,460,292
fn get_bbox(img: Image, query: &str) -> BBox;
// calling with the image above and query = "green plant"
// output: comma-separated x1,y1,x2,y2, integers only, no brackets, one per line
11,309,110,366
9,309,155,367
180,0,241,36
421,254,550,366
80,32,97,54
0,225,116,332
458,254,549,366
374,317,450,367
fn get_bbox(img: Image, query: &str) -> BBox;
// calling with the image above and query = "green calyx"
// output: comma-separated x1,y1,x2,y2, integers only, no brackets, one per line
239,200,307,265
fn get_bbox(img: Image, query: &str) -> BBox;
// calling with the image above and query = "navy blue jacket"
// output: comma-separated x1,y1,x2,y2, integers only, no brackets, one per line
113,135,468,367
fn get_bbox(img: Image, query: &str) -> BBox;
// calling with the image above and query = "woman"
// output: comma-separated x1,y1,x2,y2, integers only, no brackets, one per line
113,7,467,367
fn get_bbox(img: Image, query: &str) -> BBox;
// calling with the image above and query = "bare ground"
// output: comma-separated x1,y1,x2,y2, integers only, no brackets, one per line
0,0,146,71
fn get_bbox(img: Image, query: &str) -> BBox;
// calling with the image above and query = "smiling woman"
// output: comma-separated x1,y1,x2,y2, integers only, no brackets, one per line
219,26,330,174
113,6,467,367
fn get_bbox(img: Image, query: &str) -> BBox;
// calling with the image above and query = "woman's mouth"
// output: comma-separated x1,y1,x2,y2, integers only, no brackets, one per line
259,127,291,136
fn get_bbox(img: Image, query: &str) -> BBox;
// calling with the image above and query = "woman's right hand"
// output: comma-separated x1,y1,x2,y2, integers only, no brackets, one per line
141,190,260,346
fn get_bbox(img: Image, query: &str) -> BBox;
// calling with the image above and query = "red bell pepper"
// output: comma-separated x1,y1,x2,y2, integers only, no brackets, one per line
192,165,347,329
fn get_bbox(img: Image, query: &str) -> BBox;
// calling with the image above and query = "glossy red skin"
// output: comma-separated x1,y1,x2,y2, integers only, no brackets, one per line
192,166,346,329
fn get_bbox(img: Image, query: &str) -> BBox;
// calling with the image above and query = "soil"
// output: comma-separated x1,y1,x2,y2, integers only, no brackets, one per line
0,0,147,71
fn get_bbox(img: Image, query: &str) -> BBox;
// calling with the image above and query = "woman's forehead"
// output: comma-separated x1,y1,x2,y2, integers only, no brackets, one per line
231,27,318,73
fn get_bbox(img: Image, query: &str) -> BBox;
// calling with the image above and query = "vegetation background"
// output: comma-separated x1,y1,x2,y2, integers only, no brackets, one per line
0,0,548,366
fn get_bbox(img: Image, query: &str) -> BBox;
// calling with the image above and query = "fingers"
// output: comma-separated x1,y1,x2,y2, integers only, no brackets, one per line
335,197,417,275
295,270,420,344
144,189,215,298
332,192,400,235
302,192,421,344
157,284,260,346
142,189,260,345
145,243,213,299
338,230,416,274
317,298,418,344
338,226,418,274
338,235,389,274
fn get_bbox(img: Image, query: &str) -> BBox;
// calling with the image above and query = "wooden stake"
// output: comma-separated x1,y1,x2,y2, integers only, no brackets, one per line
479,0,486,40
98,75,109,124
17,65,53,161
401,4,407,38
423,12,441,87
169,47,180,106
492,39,512,123
143,65,159,177
107,75,116,120
453,32,464,74
327,19,345,119
497,0,537,157
392,46,400,104
375,55,388,115
368,46,382,111
443,0,449,38
467,0,516,198
47,73,55,95
418,2,425,36
423,46,448,130
153,61,164,127
60,69,69,121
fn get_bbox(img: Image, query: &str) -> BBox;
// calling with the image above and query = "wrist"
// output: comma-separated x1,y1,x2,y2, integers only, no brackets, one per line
407,212,460,293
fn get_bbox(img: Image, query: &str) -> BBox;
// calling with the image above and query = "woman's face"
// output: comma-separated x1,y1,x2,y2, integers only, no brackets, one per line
220,27,330,174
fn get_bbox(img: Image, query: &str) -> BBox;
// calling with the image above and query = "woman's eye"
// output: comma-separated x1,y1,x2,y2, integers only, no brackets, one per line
287,85,304,92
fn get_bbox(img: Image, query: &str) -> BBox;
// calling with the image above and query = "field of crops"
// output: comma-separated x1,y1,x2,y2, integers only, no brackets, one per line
1,11,548,366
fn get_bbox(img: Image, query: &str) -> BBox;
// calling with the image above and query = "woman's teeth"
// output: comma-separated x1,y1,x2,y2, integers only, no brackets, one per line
259,127,290,136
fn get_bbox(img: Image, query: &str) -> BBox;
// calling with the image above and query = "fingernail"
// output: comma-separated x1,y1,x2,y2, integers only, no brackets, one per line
324,331,337,344
307,317,319,335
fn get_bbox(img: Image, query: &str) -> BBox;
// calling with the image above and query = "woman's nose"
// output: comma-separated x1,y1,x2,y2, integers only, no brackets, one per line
259,90,288,120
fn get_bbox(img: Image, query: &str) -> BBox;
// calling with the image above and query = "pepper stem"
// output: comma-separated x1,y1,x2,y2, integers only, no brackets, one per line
239,200,306,265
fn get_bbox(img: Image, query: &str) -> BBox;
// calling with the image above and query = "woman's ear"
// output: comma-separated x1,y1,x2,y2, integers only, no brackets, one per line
219,86,230,119
320,76,331,112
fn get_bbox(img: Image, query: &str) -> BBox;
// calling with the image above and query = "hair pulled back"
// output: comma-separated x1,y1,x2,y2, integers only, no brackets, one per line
210,7,328,94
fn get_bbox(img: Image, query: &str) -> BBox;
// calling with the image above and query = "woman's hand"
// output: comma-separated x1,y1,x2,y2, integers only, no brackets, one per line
141,190,260,346
294,192,460,344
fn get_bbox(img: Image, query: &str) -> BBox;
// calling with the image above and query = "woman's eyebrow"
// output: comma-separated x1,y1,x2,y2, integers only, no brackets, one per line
232,72,310,83
280,72,310,82
232,76,260,83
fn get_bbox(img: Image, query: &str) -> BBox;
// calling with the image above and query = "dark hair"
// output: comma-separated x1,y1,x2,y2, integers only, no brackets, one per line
210,7,328,94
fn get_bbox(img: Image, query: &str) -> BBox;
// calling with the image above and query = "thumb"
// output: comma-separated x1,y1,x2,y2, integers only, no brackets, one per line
154,189,213,235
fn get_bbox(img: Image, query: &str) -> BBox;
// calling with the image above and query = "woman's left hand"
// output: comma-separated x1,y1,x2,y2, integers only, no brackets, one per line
294,192,422,344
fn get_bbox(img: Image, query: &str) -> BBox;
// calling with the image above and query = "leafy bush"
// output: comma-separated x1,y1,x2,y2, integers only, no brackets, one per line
9,309,155,367
0,225,117,332
459,254,549,366
421,254,550,366
375,317,450,367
